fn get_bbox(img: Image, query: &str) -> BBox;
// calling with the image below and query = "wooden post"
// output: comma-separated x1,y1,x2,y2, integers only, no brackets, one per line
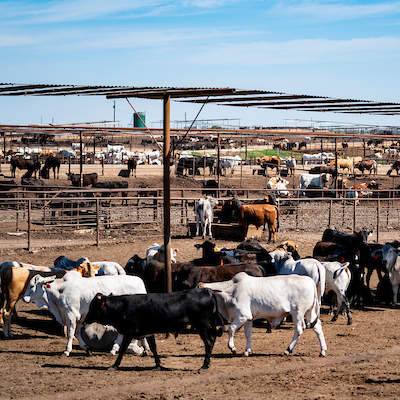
353,198,356,232
329,199,332,228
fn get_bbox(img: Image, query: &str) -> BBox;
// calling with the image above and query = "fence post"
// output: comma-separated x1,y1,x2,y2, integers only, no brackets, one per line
377,199,380,243
329,199,332,228
96,198,100,246
27,199,31,251
353,198,356,232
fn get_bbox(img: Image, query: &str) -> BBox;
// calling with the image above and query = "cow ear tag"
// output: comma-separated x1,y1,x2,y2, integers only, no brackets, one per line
46,284,51,289
100,301,105,309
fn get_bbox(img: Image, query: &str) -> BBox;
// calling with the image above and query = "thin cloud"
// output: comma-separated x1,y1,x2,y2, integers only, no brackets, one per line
192,37,400,65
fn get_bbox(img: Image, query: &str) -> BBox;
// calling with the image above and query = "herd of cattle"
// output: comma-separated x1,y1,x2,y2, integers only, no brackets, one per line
1,228,400,371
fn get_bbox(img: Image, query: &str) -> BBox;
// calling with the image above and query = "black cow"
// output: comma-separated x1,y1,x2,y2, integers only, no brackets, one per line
42,155,61,179
322,228,372,246
66,172,98,187
127,158,137,177
193,240,237,265
10,156,41,179
177,156,214,176
93,181,129,204
83,289,224,370
220,198,243,223
202,180,218,196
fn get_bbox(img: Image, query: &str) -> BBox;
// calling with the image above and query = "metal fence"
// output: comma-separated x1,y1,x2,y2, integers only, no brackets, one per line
1,186,400,250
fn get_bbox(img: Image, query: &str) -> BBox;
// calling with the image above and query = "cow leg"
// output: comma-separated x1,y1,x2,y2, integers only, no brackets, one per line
228,315,248,354
64,321,77,356
312,319,327,357
243,321,253,357
284,314,304,356
197,327,216,369
391,282,399,307
195,215,200,237
146,334,163,370
2,302,15,338
110,333,134,370
75,322,90,354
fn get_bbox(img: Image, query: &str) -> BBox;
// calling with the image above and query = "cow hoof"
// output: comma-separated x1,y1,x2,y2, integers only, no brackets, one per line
230,347,237,354
62,351,70,357
331,315,338,322
243,349,251,357
319,351,326,357
284,349,291,356
347,317,353,325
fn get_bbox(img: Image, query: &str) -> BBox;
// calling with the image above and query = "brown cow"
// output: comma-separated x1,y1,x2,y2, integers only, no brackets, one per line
387,159,400,176
66,172,98,187
258,156,281,173
354,160,377,174
10,156,41,178
238,204,279,242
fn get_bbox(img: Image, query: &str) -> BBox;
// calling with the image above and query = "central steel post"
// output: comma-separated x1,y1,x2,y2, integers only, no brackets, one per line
163,94,172,293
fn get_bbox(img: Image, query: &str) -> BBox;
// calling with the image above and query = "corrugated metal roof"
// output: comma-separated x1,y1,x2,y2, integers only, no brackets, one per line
0,83,399,115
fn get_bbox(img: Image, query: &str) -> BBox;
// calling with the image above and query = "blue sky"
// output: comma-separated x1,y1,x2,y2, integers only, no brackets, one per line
1,0,400,128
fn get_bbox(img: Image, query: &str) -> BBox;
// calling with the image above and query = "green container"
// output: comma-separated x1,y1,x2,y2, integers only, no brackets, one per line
134,112,146,128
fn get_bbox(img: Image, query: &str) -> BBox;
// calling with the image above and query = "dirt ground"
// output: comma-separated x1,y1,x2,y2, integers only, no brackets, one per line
1,159,400,399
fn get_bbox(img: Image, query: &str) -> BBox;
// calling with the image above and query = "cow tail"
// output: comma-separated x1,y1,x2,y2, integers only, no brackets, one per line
210,290,225,337
308,281,321,329
275,205,280,233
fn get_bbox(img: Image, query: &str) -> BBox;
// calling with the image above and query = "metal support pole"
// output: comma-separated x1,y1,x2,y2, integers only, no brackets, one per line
28,199,31,251
163,94,172,293
377,200,380,243
96,198,100,246
79,131,83,187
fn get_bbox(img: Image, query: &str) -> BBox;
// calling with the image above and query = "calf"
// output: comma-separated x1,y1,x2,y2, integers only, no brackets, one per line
381,241,400,306
145,243,178,263
322,261,352,325
200,272,327,357
195,196,218,239
83,288,224,370
23,271,147,355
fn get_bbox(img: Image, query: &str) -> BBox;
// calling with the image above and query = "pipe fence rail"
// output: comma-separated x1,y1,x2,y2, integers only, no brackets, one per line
1,186,400,250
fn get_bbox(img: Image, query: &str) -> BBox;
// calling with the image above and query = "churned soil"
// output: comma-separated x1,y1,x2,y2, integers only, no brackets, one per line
1,161,400,399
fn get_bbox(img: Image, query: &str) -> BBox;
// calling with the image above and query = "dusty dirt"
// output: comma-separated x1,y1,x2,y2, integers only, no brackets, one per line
1,160,400,399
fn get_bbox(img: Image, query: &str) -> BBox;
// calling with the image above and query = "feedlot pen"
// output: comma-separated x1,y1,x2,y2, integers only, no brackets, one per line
0,187,399,250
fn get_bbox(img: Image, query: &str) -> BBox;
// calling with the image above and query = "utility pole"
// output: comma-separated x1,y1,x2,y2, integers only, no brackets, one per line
113,101,116,124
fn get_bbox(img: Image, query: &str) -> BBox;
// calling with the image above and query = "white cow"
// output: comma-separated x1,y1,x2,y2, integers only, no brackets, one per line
284,156,296,175
23,271,147,356
267,177,290,197
53,257,125,275
0,261,54,273
218,156,241,176
145,243,178,263
381,242,400,306
298,173,330,196
322,261,352,325
302,152,334,165
195,196,218,239
269,249,326,307
200,272,327,357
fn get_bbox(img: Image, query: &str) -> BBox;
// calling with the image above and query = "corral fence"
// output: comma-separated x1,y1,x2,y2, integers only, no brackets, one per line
1,186,400,250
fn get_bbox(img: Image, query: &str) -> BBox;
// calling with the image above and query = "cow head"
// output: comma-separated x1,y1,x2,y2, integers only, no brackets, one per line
23,274,56,308
84,293,110,327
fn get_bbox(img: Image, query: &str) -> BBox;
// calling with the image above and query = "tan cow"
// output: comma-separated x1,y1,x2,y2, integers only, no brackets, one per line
238,204,279,243
329,158,353,173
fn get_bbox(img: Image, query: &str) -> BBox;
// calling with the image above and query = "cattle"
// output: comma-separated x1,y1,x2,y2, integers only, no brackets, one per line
275,240,300,260
217,156,241,176
193,240,237,265
10,156,41,179
302,153,334,165
219,198,243,223
83,288,224,370
354,160,377,174
81,322,148,355
381,241,400,306
79,261,126,276
41,155,61,179
199,272,327,357
127,157,137,177
20,177,46,188
178,262,264,290
309,165,338,178
0,266,67,338
195,196,218,239
298,173,330,196
66,172,98,187
322,261,352,325
329,158,353,173
177,156,214,176
269,249,326,306
284,156,296,175
202,179,218,196
267,177,290,197
258,156,281,173
322,228,372,246
23,271,147,355
93,181,129,204
54,256,89,269
387,159,400,176
145,243,178,263
238,204,279,242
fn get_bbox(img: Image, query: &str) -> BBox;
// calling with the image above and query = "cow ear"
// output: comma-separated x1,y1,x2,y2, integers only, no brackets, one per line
95,293,103,300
